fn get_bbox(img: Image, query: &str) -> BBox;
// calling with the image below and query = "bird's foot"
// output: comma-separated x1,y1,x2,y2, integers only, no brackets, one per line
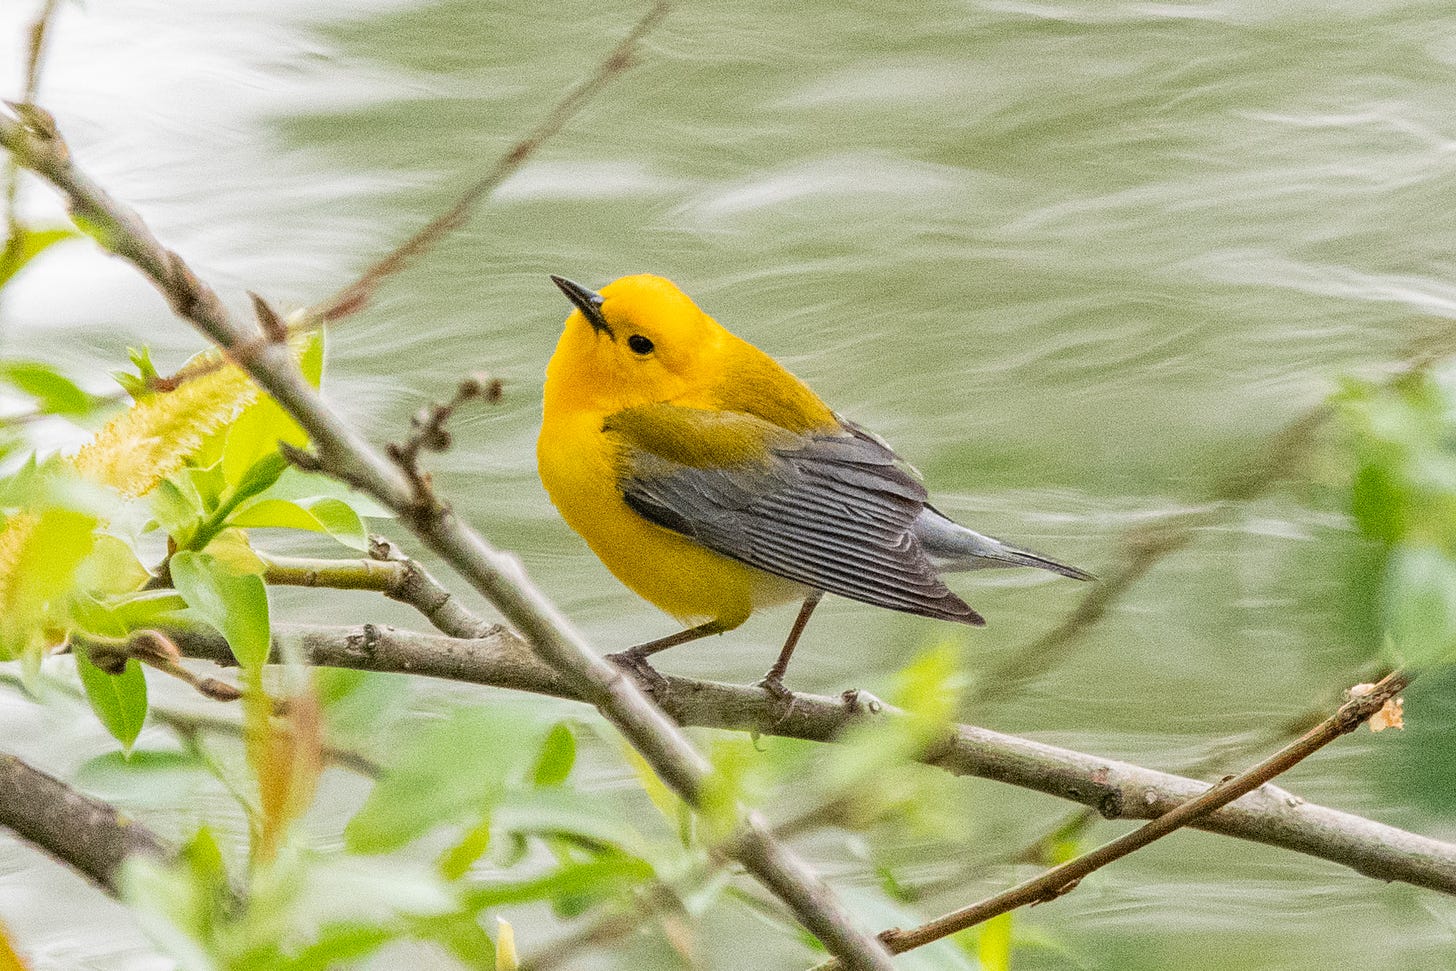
755,673,798,720
606,650,669,698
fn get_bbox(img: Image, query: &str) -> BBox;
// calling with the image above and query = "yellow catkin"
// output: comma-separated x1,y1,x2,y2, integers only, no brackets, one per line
0,359,260,595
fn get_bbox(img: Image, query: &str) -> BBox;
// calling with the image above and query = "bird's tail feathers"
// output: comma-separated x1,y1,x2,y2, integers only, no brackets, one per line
914,510,1095,581
969,542,1095,581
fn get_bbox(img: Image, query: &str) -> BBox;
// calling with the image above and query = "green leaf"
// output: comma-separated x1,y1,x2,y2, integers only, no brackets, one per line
117,855,216,967
74,645,148,752
890,640,965,733
151,477,203,537
0,361,94,415
437,816,492,881
463,853,653,911
298,328,325,388
76,748,211,808
203,528,266,576
169,551,272,673
233,453,289,506
315,668,406,745
222,394,307,489
1385,543,1456,667
532,722,576,787
975,911,1013,971
0,507,97,662
94,590,190,632
180,827,233,945
230,497,367,550
301,498,367,550
316,668,368,709
620,740,682,823
113,345,160,399
413,912,495,968
491,788,643,854
78,749,201,781
280,924,394,971
345,708,538,854
73,534,150,600
185,463,227,515
256,467,392,519
0,226,77,287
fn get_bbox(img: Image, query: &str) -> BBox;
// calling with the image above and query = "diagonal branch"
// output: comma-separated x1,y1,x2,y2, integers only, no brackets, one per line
157,618,1456,897
978,322,1456,702
306,0,672,324
0,103,896,971
3,0,669,412
0,751,171,893
1,0,63,284
811,671,1411,968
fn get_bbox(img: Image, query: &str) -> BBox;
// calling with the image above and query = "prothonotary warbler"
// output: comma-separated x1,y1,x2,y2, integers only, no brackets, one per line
538,273,1093,697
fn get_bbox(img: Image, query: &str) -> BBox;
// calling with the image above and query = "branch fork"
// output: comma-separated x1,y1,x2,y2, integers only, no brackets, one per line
385,373,503,509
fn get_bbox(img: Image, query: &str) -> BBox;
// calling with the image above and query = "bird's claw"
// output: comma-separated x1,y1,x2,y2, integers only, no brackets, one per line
755,674,797,719
607,650,669,698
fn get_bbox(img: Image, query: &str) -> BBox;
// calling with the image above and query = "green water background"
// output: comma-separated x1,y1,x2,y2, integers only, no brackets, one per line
3,0,1456,967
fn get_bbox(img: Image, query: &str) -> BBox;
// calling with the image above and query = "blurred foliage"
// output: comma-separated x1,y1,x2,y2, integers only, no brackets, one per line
1333,370,1456,669
1333,369,1456,815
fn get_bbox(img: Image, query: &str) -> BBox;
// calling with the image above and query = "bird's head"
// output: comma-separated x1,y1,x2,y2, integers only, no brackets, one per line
546,273,728,411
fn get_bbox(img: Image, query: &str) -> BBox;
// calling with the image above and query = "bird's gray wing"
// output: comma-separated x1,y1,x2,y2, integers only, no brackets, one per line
608,406,984,625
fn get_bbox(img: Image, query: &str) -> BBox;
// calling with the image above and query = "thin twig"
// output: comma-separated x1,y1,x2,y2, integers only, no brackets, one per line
977,321,1456,702
811,671,1411,968
0,88,897,971
73,629,242,702
154,618,1456,897
307,0,673,324
385,374,502,505
0,0,62,285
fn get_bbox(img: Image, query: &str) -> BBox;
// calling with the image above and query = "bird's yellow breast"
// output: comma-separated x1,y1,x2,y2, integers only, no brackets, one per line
536,408,803,629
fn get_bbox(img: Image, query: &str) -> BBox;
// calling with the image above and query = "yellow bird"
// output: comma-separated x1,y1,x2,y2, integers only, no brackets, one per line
538,274,1091,696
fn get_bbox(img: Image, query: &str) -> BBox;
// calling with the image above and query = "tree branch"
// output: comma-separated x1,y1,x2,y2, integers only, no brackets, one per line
0,751,170,894
0,98,897,971
158,619,1456,897
811,671,1412,968
979,322,1456,702
1,0,63,294
306,0,673,325
263,542,500,640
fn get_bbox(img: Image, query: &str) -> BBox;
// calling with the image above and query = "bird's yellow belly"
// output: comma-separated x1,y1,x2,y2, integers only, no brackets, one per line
537,413,803,629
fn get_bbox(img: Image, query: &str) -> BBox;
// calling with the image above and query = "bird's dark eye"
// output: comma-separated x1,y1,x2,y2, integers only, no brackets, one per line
627,334,654,355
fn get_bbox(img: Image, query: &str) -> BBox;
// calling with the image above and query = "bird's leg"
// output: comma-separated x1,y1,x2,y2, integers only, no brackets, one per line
756,590,823,704
607,621,724,692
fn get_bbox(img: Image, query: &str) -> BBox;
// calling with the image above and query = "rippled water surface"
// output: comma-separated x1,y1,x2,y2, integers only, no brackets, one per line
4,0,1456,968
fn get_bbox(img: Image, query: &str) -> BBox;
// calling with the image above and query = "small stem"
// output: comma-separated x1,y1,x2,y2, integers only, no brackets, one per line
178,482,256,561
72,630,242,703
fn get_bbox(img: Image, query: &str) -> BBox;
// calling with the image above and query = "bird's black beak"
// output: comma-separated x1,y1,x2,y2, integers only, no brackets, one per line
550,275,614,338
